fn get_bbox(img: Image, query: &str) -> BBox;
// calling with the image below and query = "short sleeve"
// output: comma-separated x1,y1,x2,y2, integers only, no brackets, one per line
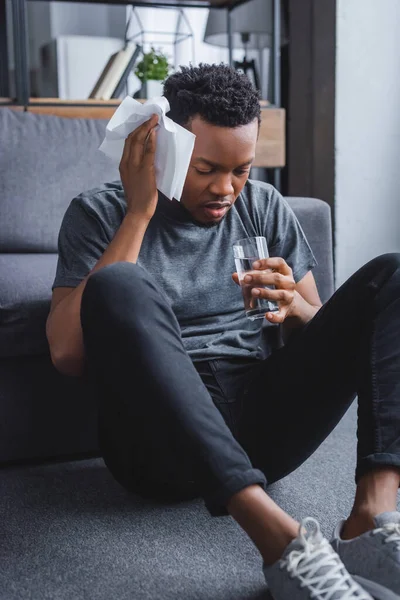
52,196,111,290
266,188,318,283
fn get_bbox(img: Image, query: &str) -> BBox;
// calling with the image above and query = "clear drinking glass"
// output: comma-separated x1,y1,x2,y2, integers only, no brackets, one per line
233,236,279,320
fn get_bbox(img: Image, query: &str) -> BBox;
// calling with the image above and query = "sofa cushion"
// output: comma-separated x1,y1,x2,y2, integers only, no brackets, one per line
0,254,56,358
287,197,334,303
0,108,119,252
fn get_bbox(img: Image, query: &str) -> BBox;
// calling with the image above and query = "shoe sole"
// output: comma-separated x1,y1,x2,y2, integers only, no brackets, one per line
353,574,400,600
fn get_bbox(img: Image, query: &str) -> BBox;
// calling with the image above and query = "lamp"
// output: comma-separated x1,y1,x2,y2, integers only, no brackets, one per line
204,0,287,96
204,0,273,51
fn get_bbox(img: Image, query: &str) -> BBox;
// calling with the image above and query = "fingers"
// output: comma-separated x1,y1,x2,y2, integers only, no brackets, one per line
264,309,287,324
120,127,134,170
252,257,293,277
243,257,294,289
243,270,295,291
130,114,159,165
120,114,159,170
251,287,293,304
249,287,293,324
142,127,157,167
232,270,294,296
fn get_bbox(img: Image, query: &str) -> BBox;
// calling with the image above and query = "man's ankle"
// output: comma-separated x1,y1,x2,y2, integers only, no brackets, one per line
341,511,378,540
227,485,300,565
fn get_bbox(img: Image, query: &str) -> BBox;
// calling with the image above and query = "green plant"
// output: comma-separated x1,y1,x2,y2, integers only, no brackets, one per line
135,47,172,83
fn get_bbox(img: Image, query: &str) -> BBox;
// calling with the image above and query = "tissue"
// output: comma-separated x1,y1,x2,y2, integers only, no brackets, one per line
98,95,196,201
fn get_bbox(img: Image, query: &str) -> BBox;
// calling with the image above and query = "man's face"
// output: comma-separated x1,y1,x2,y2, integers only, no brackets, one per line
178,116,259,226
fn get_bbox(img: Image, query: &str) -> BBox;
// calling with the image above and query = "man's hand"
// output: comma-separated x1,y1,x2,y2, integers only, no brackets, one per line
232,257,296,324
119,114,159,222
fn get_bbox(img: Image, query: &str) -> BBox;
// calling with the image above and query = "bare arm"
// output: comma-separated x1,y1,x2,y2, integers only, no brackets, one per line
46,114,159,377
280,270,322,343
46,214,150,376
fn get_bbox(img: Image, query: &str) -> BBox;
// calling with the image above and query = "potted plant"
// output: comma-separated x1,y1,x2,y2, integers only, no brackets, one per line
135,47,172,98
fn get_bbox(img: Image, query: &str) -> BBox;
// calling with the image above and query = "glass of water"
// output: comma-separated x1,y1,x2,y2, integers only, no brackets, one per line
233,236,279,320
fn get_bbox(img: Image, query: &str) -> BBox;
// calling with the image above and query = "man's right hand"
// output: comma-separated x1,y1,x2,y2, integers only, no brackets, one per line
119,113,159,222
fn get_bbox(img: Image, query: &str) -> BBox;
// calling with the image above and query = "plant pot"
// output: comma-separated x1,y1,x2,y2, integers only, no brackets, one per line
144,79,164,99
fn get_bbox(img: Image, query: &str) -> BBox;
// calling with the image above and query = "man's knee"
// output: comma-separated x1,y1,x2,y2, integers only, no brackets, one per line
371,253,400,272
83,261,149,305
85,262,145,296
363,253,400,289
367,253,400,310
81,262,149,325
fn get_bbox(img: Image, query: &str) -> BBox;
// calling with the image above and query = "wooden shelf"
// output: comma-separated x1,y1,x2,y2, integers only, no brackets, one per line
1,98,270,107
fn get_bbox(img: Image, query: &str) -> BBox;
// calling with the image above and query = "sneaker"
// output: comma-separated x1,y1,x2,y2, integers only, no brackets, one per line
331,511,400,600
263,516,373,599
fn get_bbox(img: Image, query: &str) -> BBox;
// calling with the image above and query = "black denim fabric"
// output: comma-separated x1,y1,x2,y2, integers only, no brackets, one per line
80,253,400,517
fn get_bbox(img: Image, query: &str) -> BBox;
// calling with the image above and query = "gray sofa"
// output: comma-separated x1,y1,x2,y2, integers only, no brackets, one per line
0,106,334,466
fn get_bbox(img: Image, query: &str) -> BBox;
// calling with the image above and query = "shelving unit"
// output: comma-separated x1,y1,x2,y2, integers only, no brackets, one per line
2,0,284,183
7,0,281,108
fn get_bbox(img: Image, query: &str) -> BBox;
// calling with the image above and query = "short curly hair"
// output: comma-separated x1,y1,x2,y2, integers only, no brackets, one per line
163,63,261,128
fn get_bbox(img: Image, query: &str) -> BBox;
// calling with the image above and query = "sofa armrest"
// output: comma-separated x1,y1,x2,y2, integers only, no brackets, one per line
285,197,334,304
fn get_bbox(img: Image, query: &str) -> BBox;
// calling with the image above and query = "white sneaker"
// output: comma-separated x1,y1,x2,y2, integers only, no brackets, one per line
263,517,373,599
331,511,400,599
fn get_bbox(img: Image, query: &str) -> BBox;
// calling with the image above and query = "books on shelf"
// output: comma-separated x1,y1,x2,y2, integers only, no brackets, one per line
89,44,142,101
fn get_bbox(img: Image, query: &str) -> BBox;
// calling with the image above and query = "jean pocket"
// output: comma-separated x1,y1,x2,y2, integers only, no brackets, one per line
209,359,255,400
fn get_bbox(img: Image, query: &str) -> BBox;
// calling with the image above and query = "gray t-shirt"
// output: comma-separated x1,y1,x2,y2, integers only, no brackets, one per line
53,179,317,362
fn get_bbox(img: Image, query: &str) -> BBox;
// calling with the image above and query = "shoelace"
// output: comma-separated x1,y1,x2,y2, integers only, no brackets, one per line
280,517,371,600
372,522,400,549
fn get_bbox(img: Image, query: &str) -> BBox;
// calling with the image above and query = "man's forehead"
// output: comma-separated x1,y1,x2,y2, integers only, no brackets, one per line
194,156,254,168
191,118,257,156
184,116,256,172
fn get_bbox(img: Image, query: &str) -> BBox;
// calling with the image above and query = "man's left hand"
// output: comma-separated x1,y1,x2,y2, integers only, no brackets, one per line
232,257,297,324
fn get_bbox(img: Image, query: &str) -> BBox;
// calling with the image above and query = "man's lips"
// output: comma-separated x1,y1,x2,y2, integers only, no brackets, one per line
201,203,230,219
203,202,231,208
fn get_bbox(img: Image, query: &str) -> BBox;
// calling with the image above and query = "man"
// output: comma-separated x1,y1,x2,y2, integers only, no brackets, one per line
46,63,400,600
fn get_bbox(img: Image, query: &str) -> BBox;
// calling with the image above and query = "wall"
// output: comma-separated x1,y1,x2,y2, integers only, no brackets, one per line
6,1,126,96
23,1,125,71
335,0,400,286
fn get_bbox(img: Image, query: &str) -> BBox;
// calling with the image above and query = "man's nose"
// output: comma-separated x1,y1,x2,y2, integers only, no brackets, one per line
209,174,234,197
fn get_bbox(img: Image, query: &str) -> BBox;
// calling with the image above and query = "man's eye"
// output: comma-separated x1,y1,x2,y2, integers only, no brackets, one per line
235,170,250,176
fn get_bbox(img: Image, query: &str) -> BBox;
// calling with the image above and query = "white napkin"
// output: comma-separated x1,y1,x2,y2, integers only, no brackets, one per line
98,95,196,201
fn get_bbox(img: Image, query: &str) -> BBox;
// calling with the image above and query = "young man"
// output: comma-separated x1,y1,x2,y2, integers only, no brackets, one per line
46,64,400,600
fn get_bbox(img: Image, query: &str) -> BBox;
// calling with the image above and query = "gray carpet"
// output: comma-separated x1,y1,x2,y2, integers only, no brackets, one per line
2,403,395,600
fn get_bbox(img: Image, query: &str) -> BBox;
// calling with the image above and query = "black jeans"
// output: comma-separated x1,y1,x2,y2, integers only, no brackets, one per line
80,253,400,517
